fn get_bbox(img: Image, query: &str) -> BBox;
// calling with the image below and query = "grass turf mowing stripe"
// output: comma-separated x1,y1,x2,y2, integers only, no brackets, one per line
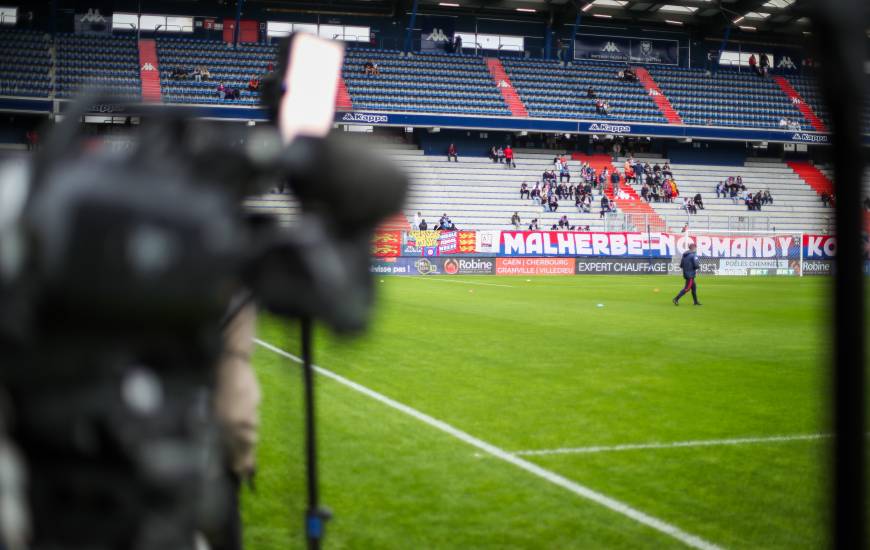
512,433,831,456
255,338,724,550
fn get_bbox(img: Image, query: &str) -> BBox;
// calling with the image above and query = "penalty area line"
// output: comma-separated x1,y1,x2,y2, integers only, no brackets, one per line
254,338,722,550
513,433,832,457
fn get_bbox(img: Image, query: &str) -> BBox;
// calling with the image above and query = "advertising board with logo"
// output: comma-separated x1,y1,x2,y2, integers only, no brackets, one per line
499,231,799,259
400,230,478,256
802,234,836,259
495,258,575,275
575,258,670,274
573,35,678,65
369,257,496,275
801,260,834,276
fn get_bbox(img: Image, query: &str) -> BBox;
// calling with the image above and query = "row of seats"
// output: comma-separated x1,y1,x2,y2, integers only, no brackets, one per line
0,28,842,133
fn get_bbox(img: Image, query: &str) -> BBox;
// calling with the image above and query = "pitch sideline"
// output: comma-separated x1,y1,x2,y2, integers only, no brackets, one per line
255,338,722,550
512,433,830,456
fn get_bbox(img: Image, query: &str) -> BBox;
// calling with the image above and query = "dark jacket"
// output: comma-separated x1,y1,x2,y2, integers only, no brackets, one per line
680,251,700,278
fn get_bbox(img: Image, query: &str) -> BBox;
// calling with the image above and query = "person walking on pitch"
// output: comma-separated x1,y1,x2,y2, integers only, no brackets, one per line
673,243,701,306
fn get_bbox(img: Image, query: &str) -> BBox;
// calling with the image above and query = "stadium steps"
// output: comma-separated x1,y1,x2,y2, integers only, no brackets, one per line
573,153,668,232
773,76,828,132
785,161,833,196
485,58,529,117
336,76,353,111
633,67,682,125
402,151,618,231
138,39,162,102
624,158,833,233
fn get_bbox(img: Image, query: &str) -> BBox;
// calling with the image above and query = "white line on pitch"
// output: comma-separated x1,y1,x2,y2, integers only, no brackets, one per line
404,277,516,288
255,338,722,550
513,433,831,457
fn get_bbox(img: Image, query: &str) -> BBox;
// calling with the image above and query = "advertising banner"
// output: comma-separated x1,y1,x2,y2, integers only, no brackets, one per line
800,259,833,276
802,234,836,259
370,257,496,275
499,231,799,259
400,230,477,256
371,231,402,258
575,258,670,274
495,258,576,275
74,9,112,34
573,34,678,65
419,16,455,53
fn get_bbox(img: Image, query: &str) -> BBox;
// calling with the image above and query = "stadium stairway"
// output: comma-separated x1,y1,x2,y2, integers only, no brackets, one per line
623,158,834,233
786,161,833,197
390,147,621,231
485,58,528,117
336,76,353,111
573,153,668,232
138,39,162,102
633,67,682,125
773,76,829,132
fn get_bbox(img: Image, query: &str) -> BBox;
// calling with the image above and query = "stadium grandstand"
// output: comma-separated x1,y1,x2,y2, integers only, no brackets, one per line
0,0,867,549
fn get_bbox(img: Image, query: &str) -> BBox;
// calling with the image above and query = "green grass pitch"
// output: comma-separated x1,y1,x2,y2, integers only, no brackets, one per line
242,275,832,549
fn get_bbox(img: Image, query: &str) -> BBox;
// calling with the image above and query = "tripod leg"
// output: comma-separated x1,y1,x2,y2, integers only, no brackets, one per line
300,318,330,550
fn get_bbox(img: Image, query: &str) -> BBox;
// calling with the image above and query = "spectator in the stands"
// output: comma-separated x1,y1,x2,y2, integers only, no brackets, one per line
520,182,530,199
489,146,498,162
363,61,379,75
558,215,570,229
548,194,559,212
504,145,515,168
754,191,764,210
762,190,773,205
749,54,759,76
694,193,705,210
25,130,38,151
716,181,725,198
778,117,789,129
559,161,571,182
453,34,463,55
621,66,637,82
248,77,260,92
600,196,612,218
759,53,770,77
216,83,226,100
413,211,422,229
418,219,428,230
496,147,505,163
528,219,539,230
686,198,697,215
641,182,650,202
587,86,596,98
610,170,620,196
447,143,458,162
531,183,541,204
595,100,610,116
662,163,673,178
511,212,521,229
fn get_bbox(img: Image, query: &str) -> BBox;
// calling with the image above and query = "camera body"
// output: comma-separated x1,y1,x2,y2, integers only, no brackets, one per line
0,77,407,547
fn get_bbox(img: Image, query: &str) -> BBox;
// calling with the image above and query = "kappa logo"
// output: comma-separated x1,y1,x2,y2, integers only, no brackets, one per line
791,132,829,143
79,9,106,23
777,56,797,70
141,62,155,71
791,96,803,105
602,41,621,53
589,123,631,134
342,112,388,124
424,28,450,42
648,89,660,96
